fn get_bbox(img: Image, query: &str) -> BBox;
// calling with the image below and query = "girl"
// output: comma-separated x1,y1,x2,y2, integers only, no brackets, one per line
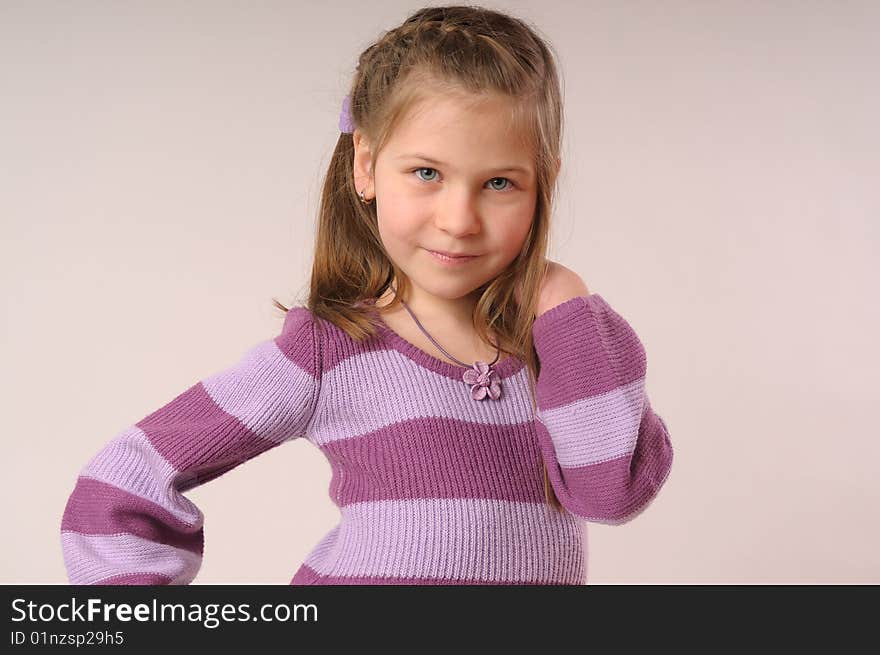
60,5,673,585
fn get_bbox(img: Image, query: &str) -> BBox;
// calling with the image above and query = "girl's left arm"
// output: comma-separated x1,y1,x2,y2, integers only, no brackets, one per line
531,266,674,524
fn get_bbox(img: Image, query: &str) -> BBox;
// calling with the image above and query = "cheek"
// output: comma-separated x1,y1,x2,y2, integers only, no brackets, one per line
377,196,429,241
376,210,421,252
493,215,533,258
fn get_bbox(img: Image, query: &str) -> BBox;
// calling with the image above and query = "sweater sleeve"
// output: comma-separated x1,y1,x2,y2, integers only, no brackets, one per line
531,293,673,525
59,307,322,584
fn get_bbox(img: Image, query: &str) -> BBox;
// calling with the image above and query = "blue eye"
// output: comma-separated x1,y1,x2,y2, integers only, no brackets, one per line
414,167,438,182
487,177,512,191
412,167,515,192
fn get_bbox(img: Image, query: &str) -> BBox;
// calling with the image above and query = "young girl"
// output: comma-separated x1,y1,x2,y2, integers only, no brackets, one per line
60,5,673,585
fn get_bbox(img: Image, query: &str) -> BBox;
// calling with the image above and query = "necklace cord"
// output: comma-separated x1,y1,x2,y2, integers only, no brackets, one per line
389,284,501,369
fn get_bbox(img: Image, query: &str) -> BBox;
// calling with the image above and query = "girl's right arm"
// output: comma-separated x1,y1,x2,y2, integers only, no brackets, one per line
59,307,322,584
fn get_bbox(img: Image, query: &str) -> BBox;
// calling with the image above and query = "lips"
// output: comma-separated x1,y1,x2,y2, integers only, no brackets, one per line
427,249,480,265
428,249,478,258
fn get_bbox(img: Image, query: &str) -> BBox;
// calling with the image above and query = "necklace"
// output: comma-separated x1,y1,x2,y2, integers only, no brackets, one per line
389,284,502,401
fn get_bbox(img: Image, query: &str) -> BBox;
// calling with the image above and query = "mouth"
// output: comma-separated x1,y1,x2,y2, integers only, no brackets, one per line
426,249,481,264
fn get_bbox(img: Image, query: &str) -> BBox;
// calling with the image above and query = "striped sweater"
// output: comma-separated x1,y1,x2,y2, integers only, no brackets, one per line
60,293,674,585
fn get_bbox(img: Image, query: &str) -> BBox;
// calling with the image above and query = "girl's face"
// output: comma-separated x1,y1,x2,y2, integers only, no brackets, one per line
354,92,538,317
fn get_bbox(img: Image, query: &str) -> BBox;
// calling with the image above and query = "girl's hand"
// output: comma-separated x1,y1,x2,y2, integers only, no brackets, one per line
526,260,591,319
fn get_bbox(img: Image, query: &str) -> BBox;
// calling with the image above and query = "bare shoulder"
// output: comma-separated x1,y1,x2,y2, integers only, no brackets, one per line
544,260,591,294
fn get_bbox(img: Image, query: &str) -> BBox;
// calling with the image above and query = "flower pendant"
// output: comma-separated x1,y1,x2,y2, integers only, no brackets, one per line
462,361,502,400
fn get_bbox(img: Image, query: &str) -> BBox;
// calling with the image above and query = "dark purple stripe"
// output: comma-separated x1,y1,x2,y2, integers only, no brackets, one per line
134,382,280,490
276,307,322,376
61,477,203,555
533,294,647,410
323,416,546,506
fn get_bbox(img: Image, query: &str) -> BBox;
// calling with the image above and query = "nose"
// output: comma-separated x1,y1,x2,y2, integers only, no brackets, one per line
433,187,482,237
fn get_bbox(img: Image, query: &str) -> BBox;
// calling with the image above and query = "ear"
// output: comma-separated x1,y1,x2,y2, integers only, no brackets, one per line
352,129,375,200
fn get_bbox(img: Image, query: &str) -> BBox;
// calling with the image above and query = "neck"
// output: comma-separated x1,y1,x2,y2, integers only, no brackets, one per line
375,282,481,328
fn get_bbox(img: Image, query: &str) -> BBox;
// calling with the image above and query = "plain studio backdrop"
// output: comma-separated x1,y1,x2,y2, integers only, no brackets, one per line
2,1,877,584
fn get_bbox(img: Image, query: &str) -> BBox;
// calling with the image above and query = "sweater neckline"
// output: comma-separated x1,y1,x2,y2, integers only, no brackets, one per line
367,302,525,382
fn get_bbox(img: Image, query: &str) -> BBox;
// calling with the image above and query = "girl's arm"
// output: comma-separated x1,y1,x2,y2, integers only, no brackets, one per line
59,307,322,584
531,271,674,524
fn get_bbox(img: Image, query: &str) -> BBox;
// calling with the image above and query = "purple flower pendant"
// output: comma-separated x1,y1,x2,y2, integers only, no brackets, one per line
462,361,502,400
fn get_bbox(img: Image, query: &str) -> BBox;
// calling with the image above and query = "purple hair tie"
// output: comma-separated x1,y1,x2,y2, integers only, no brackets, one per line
339,94,354,133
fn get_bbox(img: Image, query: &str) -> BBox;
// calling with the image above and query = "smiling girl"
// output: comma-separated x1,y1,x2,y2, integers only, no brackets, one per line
60,4,673,585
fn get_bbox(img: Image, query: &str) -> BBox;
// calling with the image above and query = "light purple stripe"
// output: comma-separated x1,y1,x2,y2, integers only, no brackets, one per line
94,572,174,585
535,404,674,524
537,376,646,468
309,352,535,447
61,532,201,585
201,338,317,445
300,497,586,584
79,424,203,526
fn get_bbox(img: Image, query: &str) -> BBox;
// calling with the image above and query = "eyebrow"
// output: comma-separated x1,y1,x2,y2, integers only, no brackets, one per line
396,153,532,176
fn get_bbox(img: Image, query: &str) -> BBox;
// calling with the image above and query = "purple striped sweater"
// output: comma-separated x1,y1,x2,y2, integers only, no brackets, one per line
60,293,673,585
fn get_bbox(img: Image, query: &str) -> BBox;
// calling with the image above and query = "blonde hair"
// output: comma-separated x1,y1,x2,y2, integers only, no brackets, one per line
273,5,565,510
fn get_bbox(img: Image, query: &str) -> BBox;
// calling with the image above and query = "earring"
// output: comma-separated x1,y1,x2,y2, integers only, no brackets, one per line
358,187,374,204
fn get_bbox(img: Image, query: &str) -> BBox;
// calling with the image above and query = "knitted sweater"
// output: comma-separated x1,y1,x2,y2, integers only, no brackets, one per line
60,293,673,585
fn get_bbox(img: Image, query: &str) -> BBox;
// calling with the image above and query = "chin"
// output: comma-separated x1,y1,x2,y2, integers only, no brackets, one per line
425,280,486,299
